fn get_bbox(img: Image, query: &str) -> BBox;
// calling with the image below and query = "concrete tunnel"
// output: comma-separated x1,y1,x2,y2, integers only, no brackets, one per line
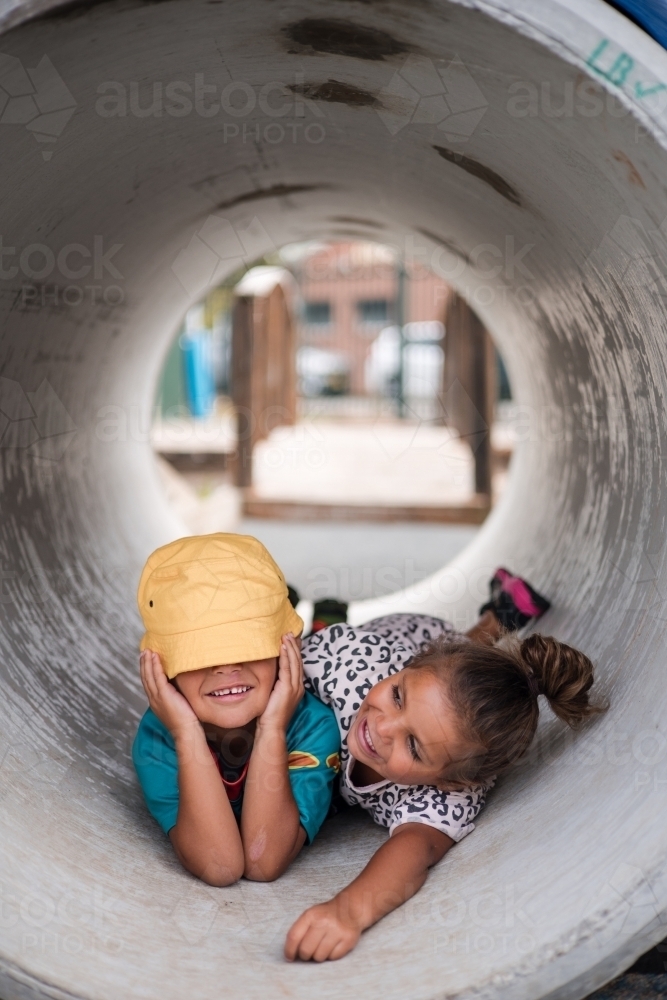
1,0,667,997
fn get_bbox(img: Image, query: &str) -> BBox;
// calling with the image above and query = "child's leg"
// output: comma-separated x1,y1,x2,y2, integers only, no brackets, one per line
478,567,551,632
465,609,503,646
324,570,550,656
359,571,551,649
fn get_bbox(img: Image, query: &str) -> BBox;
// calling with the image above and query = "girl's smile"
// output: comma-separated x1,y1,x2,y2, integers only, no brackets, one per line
348,669,472,787
357,716,380,759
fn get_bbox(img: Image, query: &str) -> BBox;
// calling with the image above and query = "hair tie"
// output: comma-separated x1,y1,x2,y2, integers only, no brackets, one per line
527,671,540,700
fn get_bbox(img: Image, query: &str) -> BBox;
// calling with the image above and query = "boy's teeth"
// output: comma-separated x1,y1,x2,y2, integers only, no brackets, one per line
211,686,250,696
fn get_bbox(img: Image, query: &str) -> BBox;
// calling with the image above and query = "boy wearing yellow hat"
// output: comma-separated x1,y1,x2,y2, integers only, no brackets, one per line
132,533,340,886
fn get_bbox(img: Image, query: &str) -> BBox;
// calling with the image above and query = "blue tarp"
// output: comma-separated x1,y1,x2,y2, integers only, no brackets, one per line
609,0,667,48
181,332,216,418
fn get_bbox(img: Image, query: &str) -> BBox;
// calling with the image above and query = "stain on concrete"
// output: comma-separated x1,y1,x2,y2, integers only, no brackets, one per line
329,216,385,228
612,150,646,189
283,18,409,60
326,0,430,4
32,0,171,20
289,80,382,108
416,227,472,265
214,183,334,212
433,145,521,207
327,228,381,240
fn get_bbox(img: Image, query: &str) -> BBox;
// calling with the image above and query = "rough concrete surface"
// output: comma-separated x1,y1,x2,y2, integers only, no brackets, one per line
1,1,667,998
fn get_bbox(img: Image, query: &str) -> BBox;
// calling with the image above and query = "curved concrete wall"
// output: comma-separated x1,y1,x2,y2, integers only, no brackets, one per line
1,1,667,998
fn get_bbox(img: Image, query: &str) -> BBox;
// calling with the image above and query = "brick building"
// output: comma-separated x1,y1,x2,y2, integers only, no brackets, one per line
291,241,451,395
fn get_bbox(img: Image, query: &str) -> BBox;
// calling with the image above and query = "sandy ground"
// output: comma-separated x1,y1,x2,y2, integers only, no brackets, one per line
153,406,512,514
252,420,475,505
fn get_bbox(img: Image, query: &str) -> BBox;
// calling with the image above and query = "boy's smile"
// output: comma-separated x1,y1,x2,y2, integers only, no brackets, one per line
175,657,278,731
205,682,253,702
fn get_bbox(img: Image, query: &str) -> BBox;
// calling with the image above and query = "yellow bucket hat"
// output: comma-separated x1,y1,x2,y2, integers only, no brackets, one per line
137,533,303,679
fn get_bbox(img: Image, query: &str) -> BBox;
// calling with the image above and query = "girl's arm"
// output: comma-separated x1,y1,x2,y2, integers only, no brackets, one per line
242,633,307,881
285,823,454,962
140,651,244,887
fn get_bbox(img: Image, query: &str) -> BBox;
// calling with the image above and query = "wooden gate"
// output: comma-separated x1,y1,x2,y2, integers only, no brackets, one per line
231,270,297,488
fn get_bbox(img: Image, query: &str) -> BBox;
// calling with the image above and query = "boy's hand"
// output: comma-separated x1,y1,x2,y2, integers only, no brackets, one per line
139,649,199,739
285,900,361,962
257,633,304,733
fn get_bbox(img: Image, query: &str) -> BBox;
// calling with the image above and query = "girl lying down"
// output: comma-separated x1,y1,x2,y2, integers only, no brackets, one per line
285,569,607,962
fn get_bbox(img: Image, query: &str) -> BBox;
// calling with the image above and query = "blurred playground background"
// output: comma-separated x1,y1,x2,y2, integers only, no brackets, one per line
151,238,518,611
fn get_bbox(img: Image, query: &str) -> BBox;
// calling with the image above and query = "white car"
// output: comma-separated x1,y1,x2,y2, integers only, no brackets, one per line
364,323,444,398
297,346,351,396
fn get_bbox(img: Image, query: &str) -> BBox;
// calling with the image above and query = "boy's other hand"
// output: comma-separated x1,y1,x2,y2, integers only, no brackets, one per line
284,900,361,962
139,650,199,739
258,633,304,733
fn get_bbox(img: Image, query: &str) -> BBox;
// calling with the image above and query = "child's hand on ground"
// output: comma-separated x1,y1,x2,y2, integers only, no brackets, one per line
139,649,199,739
258,633,304,733
284,900,361,962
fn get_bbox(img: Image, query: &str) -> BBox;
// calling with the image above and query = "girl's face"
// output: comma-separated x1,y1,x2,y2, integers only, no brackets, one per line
347,668,473,787
174,657,278,732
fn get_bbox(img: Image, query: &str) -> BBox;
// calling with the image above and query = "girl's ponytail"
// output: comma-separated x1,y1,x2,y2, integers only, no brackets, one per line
409,630,609,785
518,634,608,727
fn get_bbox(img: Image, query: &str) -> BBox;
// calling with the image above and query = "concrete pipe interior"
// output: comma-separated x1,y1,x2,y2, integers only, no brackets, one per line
1,1,667,998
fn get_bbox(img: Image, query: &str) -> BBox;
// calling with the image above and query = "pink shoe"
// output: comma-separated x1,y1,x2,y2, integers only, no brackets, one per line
480,568,551,630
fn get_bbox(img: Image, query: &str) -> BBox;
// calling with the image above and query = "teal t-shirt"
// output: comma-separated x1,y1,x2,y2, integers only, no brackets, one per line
132,692,340,845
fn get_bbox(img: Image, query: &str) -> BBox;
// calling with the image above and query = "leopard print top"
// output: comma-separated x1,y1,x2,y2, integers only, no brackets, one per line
300,613,493,842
